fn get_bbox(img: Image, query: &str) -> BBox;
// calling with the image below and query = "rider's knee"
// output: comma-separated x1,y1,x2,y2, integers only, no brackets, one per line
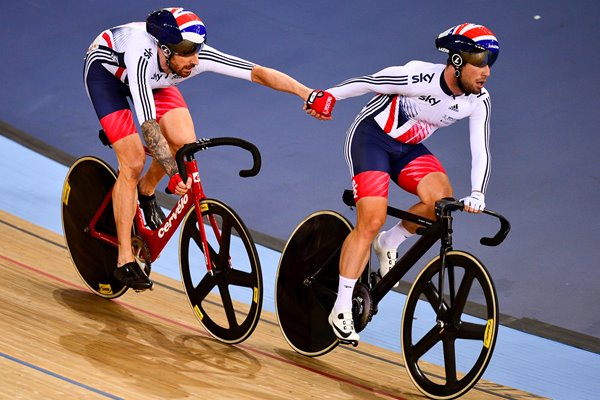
356,214,386,239
159,109,196,148
355,197,388,238
423,188,452,206
417,173,453,206
119,158,146,182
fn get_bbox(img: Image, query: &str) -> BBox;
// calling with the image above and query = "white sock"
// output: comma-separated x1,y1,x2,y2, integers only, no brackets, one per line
334,275,357,312
379,222,413,249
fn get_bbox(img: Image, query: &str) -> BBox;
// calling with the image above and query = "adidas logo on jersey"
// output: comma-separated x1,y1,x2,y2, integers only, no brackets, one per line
448,104,459,112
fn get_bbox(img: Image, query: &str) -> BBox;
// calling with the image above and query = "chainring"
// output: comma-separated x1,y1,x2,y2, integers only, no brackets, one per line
131,235,152,276
352,282,374,333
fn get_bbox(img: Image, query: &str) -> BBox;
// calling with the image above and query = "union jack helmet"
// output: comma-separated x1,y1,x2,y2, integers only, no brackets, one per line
436,23,499,67
146,8,207,55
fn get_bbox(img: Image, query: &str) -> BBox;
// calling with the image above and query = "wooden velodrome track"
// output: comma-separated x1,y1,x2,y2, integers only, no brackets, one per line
0,210,545,400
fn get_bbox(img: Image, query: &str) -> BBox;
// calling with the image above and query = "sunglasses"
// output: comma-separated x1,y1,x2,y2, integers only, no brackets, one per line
458,47,498,68
168,40,205,56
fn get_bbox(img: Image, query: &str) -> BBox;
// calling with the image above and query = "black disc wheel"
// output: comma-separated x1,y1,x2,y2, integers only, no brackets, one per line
275,211,353,356
401,251,499,399
179,198,262,344
61,157,127,299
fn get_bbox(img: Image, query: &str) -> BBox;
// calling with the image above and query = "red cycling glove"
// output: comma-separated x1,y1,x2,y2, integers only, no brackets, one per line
166,173,183,194
306,90,336,117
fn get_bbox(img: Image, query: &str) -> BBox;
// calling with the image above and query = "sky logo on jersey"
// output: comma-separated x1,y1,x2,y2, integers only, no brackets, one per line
412,73,434,84
419,95,440,106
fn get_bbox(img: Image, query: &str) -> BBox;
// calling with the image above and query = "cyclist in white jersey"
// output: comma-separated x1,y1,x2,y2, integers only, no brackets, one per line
84,7,332,290
316,23,500,343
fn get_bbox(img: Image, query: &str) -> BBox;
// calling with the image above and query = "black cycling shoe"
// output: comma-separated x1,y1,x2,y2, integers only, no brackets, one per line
138,193,166,230
114,261,153,291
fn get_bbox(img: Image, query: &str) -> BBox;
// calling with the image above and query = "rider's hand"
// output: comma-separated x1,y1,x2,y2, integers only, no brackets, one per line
305,90,335,120
166,173,192,196
461,191,485,213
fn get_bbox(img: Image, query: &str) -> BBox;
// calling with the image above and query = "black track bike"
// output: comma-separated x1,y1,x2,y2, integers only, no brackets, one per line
275,190,510,399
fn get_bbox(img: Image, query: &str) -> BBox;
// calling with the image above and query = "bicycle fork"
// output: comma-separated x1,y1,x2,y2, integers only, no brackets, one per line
185,156,231,277
181,156,214,276
436,212,454,327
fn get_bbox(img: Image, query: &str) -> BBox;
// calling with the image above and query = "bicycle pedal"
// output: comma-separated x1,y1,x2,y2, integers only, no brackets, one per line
132,284,154,293
338,338,359,347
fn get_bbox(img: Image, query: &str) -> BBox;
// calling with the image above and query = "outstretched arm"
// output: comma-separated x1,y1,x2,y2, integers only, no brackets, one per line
251,65,312,100
251,65,332,120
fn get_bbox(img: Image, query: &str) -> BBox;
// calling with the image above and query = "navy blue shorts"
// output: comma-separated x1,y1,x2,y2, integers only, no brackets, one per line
345,118,445,198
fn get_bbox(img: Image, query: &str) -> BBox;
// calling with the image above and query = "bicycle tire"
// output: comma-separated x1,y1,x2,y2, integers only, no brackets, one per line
401,250,498,400
61,157,127,299
179,198,262,344
275,210,352,356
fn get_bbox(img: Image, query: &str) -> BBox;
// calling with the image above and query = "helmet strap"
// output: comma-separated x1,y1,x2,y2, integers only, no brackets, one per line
453,67,469,94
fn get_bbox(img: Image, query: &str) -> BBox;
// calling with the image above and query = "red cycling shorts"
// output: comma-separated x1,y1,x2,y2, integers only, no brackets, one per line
85,59,187,144
98,87,187,144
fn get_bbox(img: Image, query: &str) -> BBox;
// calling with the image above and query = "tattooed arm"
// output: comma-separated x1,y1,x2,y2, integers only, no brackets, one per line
141,119,178,176
141,119,191,196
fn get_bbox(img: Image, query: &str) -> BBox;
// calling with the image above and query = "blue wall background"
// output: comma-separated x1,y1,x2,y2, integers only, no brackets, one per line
1,0,599,342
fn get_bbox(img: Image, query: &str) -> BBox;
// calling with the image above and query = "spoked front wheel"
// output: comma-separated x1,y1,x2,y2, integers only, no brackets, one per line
179,198,262,344
275,211,353,356
401,250,498,400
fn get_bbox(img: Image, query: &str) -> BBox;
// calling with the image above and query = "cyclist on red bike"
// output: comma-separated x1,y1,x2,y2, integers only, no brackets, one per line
311,23,500,343
84,7,331,291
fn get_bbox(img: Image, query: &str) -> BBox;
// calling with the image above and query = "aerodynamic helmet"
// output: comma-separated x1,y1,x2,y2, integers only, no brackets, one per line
436,23,499,68
146,8,207,56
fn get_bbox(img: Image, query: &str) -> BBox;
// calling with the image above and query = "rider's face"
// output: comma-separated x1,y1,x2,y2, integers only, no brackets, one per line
459,63,491,95
169,53,199,77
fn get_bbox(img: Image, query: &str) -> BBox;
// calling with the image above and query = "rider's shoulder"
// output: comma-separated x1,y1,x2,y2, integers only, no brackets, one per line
129,24,156,45
198,43,219,57
403,60,439,68
400,60,443,72
392,60,445,82
110,22,156,51
474,87,491,101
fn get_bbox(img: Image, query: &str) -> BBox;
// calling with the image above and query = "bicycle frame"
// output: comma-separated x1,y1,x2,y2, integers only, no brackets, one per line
342,190,510,311
87,156,219,269
86,136,261,275
369,208,439,306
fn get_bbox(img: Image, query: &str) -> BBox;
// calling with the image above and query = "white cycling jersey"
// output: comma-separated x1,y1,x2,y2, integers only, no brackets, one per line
327,60,491,194
84,22,255,126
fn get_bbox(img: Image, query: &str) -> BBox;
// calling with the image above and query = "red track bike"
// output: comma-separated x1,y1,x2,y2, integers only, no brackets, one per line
62,133,263,344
